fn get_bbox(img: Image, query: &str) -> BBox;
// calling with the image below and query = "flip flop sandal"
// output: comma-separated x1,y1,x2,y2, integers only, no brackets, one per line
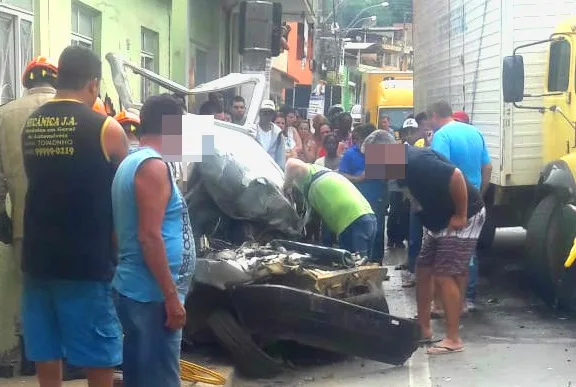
418,336,442,345
426,345,465,355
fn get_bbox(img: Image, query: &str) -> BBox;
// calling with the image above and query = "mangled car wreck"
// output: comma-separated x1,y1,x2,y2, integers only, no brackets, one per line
106,53,420,378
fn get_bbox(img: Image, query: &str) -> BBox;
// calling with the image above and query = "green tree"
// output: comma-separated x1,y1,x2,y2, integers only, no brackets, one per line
336,0,412,28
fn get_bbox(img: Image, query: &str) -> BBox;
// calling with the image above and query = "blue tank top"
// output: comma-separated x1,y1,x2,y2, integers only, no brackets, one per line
111,147,196,302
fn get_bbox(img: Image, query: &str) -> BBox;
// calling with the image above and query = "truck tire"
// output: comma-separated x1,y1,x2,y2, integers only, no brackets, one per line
344,292,390,314
207,310,284,379
525,195,567,304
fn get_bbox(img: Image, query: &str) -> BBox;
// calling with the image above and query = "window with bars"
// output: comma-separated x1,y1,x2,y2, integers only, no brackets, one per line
0,5,33,105
141,27,159,102
71,2,96,50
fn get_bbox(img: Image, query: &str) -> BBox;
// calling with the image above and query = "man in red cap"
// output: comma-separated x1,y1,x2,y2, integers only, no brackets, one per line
452,110,470,124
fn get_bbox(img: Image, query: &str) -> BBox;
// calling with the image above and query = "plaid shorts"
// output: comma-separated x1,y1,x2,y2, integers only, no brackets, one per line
417,208,486,276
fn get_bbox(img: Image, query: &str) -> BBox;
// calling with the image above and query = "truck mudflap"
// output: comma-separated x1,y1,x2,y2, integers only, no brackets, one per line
230,284,420,366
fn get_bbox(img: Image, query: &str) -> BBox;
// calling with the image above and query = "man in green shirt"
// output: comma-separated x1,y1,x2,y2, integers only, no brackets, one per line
284,158,377,258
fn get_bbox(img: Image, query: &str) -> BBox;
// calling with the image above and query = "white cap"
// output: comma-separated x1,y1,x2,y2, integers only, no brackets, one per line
402,118,418,129
351,104,362,120
260,99,276,111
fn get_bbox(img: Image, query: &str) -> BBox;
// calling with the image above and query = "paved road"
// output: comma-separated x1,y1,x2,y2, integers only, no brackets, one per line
234,228,576,387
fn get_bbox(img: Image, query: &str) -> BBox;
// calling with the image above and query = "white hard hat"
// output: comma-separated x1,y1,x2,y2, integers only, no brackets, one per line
402,118,418,129
260,99,276,112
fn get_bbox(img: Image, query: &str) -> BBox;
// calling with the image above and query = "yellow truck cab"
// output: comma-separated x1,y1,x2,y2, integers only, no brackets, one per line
358,66,413,131
503,17,576,307
376,79,414,139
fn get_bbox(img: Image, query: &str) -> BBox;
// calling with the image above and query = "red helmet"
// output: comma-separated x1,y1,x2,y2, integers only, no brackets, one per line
92,97,107,116
22,56,58,89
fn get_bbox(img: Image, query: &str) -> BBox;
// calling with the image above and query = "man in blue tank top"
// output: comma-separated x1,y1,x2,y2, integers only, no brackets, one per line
112,94,195,387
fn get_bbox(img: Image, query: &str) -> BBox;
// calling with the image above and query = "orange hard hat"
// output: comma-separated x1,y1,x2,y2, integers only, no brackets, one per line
114,110,140,126
22,56,58,89
92,97,107,116
115,110,140,135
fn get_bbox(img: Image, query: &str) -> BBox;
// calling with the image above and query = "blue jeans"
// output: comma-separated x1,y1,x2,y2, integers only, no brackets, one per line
408,211,423,274
338,214,377,258
114,293,182,387
370,200,385,263
321,222,335,247
467,255,478,301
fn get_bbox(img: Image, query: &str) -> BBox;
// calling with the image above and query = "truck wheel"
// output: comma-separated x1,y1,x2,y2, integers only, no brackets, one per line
525,195,567,304
344,292,390,314
207,310,284,379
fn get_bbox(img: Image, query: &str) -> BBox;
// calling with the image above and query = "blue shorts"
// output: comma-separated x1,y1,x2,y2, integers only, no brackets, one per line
114,293,182,387
21,277,123,368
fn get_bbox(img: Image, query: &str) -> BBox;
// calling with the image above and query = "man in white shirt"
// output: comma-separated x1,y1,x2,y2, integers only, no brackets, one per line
256,100,285,169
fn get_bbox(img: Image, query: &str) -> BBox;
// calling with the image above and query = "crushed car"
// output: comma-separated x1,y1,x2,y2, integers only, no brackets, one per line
106,53,421,378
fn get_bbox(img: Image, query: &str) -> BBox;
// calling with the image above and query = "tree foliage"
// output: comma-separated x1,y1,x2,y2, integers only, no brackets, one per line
334,0,413,28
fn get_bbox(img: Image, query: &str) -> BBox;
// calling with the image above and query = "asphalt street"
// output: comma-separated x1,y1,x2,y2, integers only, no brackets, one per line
234,228,576,387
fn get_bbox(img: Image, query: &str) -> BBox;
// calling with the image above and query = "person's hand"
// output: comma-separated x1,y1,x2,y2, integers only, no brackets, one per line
165,294,186,331
425,131,433,146
448,214,468,231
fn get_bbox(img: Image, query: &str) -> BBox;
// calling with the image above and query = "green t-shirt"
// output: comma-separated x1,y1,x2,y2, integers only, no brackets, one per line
295,164,374,236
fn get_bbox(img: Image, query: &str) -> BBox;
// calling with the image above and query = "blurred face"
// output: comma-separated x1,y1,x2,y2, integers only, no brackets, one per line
319,124,331,139
298,121,310,134
429,113,442,131
404,127,420,145
325,136,338,156
286,112,297,127
274,116,286,130
259,109,275,125
379,117,390,130
232,101,246,119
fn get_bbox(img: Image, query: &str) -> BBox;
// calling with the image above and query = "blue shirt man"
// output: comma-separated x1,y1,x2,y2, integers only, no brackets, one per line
112,94,196,387
431,120,491,191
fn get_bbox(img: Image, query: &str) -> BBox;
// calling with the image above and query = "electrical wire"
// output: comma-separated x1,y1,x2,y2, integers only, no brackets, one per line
180,359,227,385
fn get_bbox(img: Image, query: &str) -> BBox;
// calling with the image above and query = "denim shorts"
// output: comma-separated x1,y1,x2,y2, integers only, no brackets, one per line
114,293,182,387
21,276,122,367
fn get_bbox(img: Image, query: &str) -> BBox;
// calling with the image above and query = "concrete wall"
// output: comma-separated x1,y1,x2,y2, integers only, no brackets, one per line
189,0,225,86
34,0,183,106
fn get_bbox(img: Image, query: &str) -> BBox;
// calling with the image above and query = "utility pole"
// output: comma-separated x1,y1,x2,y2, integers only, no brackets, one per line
312,0,325,88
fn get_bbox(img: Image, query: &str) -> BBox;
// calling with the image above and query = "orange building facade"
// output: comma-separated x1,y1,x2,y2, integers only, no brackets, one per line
285,21,313,85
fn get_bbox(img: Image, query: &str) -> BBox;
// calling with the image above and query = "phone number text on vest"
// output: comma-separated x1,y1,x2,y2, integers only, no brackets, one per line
34,147,75,156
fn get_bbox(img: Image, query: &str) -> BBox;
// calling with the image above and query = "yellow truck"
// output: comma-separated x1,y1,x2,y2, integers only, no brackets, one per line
414,0,576,307
358,66,413,131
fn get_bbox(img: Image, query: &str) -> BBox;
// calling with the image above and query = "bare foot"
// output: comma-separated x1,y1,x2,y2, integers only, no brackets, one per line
426,338,464,355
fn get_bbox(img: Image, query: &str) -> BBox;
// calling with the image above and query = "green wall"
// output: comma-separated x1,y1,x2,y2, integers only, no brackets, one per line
34,0,186,106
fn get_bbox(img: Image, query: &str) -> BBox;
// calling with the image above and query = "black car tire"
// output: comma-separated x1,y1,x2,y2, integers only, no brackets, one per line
207,310,284,379
344,291,390,314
